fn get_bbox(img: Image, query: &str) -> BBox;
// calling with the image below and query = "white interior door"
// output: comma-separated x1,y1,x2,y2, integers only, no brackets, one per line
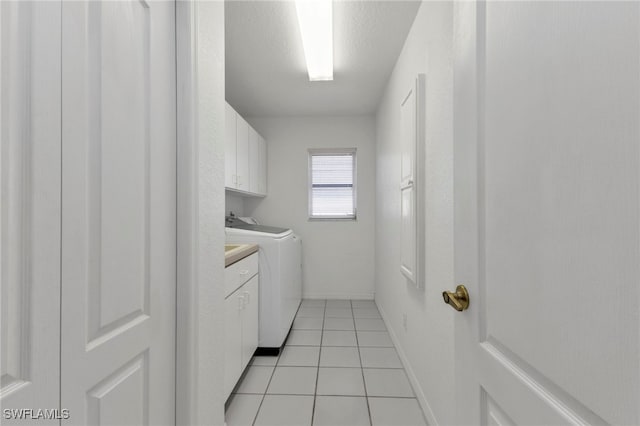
1,2,62,424
61,1,176,425
453,1,639,424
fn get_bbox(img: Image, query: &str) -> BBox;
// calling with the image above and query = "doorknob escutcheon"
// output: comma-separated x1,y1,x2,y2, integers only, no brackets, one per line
442,285,469,311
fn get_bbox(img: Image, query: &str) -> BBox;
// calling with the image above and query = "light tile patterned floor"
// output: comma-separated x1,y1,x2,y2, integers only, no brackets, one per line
225,299,427,426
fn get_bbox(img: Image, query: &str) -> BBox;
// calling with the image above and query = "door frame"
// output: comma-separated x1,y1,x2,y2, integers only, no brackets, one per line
175,2,226,425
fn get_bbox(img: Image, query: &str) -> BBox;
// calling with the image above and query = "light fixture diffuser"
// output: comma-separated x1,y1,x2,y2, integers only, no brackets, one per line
295,0,333,81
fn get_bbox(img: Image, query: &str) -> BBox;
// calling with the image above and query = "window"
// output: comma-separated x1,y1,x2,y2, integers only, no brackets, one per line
308,148,357,219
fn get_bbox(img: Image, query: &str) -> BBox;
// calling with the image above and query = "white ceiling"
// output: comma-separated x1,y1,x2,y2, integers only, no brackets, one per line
225,0,421,117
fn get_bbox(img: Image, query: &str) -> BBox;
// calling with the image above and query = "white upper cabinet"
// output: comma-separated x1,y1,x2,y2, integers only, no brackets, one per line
258,134,267,195
235,114,250,192
248,126,260,194
225,102,267,197
225,102,237,188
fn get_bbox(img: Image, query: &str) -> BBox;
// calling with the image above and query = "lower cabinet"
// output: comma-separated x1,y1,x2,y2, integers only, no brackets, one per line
224,272,259,399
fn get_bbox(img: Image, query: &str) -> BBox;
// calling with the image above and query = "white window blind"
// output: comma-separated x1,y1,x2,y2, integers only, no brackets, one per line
308,149,356,219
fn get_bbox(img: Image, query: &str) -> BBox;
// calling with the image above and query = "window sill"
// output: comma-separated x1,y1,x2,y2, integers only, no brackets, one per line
308,216,357,222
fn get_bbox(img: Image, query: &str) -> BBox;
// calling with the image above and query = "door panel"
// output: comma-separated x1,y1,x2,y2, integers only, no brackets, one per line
224,294,242,399
0,2,61,423
454,1,639,424
241,276,259,370
61,1,176,424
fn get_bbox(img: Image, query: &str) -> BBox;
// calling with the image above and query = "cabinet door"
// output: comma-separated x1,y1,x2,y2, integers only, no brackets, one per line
225,102,237,189
224,293,243,399
259,135,267,195
241,276,259,371
235,115,250,191
248,126,260,194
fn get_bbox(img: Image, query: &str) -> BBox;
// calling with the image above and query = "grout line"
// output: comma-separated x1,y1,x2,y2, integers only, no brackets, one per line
352,299,373,426
310,300,327,426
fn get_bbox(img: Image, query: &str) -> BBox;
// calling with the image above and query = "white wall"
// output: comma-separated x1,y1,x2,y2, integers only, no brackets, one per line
245,116,376,299
375,2,455,425
225,192,245,217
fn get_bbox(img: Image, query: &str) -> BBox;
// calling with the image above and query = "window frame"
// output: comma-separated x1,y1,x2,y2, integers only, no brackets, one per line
307,148,358,221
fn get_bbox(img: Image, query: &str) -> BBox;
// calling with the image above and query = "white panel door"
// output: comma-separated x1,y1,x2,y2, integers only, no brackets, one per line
61,1,176,425
0,2,62,424
225,102,238,189
453,2,639,424
248,126,260,194
236,115,250,191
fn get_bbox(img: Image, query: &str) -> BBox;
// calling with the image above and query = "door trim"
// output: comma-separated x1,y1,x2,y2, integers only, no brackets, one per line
175,2,226,425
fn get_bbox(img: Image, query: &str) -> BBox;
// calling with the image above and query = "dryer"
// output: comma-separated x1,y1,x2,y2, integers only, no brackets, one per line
225,218,302,352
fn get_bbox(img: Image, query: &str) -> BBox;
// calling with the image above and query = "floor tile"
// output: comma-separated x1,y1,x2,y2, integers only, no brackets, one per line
251,355,279,366
359,347,403,368
355,318,386,331
313,396,370,426
278,346,320,367
351,300,376,309
297,306,325,318
326,299,351,308
267,366,318,395
293,317,324,330
319,347,361,367
235,366,275,394
368,397,426,426
325,307,353,318
287,330,322,346
324,317,355,331
353,308,381,319
356,331,393,347
254,395,314,426
363,369,414,397
316,367,365,396
322,330,357,347
302,299,326,308
225,394,262,426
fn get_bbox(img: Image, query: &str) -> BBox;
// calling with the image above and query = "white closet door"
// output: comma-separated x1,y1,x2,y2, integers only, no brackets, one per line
454,2,640,424
0,2,62,424
61,1,176,425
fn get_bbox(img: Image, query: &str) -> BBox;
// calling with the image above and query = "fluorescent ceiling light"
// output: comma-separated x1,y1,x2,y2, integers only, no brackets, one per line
295,0,333,81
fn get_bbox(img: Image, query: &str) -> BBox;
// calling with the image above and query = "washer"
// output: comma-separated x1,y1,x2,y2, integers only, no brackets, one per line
225,220,302,351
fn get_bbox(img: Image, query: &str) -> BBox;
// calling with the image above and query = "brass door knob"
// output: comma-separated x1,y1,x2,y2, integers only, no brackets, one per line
442,285,469,311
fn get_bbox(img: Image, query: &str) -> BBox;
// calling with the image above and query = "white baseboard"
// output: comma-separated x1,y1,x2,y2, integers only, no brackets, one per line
302,292,375,300
377,303,439,426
